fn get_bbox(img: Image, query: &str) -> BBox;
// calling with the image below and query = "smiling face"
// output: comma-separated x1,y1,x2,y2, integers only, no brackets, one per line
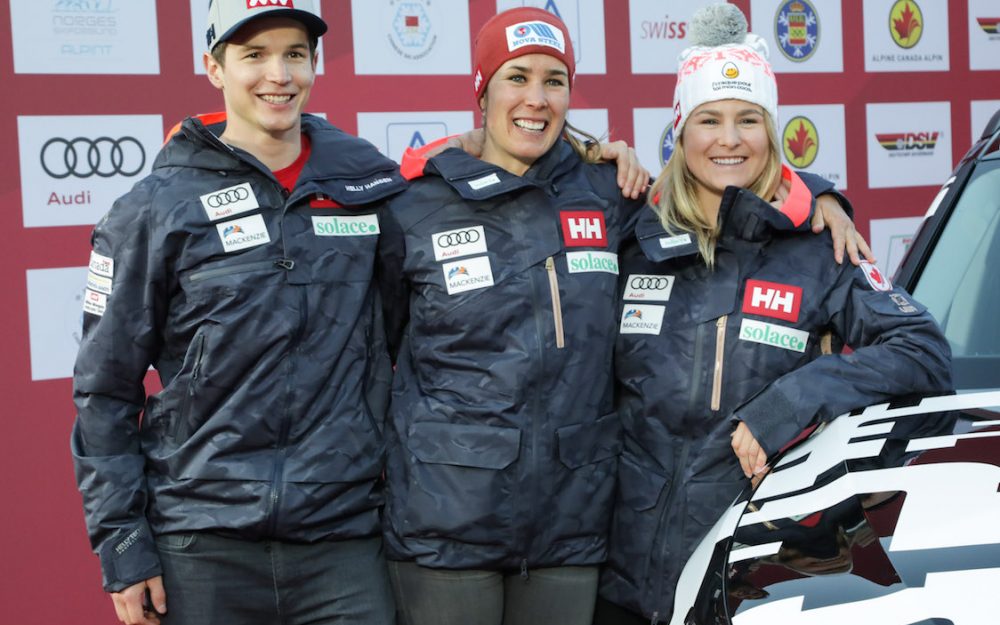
204,17,317,149
478,53,570,176
681,99,773,213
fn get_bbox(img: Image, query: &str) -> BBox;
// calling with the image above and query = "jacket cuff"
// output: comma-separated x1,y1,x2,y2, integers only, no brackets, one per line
99,521,162,593
732,383,810,459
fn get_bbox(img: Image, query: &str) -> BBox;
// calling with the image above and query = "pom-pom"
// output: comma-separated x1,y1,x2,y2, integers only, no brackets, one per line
689,3,749,47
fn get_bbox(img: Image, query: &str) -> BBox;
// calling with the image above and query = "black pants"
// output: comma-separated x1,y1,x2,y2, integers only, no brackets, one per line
592,596,648,625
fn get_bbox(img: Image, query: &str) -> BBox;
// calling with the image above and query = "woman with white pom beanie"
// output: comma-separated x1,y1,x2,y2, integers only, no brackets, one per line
595,4,952,623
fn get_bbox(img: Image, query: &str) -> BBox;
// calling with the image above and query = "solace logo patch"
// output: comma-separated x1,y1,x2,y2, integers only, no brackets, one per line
742,280,802,323
561,211,607,248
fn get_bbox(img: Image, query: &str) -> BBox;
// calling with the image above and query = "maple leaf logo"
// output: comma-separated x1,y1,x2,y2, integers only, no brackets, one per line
787,121,816,160
891,0,923,48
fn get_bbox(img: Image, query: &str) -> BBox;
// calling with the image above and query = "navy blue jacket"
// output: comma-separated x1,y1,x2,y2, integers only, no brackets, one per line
599,172,953,620
378,142,641,570
71,115,406,592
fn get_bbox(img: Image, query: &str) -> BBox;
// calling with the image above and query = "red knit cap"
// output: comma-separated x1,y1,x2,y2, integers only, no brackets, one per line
472,8,575,99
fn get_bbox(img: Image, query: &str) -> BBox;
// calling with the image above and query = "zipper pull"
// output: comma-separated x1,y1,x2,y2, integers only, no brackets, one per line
650,611,660,625
520,558,529,580
545,257,554,271
274,259,295,271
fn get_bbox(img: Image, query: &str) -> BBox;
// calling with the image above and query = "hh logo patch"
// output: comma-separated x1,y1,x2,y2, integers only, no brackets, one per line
561,211,607,248
739,319,808,353
312,214,380,236
619,304,666,335
567,251,618,274
742,280,802,323
432,225,487,261
216,214,270,253
624,274,674,302
860,261,893,292
89,251,114,278
200,182,259,221
443,255,494,295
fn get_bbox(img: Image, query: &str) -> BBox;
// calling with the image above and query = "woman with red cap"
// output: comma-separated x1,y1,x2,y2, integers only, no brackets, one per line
377,8,639,624
376,7,863,625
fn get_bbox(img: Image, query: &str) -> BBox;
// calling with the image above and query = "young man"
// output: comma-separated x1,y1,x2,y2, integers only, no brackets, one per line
71,2,404,624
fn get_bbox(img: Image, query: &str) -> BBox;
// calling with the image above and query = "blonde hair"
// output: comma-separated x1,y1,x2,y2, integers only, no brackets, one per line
647,112,782,268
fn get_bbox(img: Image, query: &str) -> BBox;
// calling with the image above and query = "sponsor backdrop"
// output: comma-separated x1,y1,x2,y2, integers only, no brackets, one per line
0,0,996,621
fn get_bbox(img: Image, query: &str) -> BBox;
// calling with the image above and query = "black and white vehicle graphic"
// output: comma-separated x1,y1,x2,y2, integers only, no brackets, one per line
670,108,1000,625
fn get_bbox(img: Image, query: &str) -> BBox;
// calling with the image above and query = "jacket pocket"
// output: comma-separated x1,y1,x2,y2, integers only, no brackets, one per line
618,452,669,512
401,421,521,543
556,413,622,469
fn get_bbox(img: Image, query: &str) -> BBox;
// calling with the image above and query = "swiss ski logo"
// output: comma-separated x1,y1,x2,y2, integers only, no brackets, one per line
560,211,607,248
742,279,802,323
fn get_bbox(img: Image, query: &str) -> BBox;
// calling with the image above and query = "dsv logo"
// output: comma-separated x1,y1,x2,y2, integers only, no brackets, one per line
630,276,670,290
206,187,250,208
437,230,481,247
40,136,146,179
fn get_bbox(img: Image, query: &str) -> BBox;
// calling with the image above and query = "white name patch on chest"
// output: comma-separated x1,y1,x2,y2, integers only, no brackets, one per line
619,304,666,335
200,182,259,221
312,214,380,236
216,214,271,254
443,255,494,295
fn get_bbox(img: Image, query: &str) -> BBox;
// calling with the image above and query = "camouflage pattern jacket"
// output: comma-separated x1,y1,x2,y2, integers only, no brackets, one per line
599,169,953,621
377,142,642,570
71,115,406,592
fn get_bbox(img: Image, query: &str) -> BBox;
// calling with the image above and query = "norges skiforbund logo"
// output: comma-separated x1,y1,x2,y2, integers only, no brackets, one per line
889,0,923,49
783,116,819,168
775,0,819,62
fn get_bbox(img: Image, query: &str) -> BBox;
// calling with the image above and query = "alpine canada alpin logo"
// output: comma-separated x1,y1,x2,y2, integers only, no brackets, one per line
390,1,435,61
776,0,819,62
890,0,923,49
783,116,819,168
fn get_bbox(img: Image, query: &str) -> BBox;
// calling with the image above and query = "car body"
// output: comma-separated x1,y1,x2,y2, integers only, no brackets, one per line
670,108,1000,625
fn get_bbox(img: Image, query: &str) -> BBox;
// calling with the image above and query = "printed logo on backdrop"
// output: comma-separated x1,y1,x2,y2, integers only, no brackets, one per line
889,0,923,49
26,267,90,381
660,124,675,166
775,0,819,62
782,116,819,168
865,102,951,189
18,115,162,228
11,0,159,74
977,17,1000,37
875,131,940,156
391,1,434,59
357,112,474,163
629,0,702,74
388,122,447,160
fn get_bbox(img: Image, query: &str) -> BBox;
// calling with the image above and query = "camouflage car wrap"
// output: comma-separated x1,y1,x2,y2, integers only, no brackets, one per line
599,172,953,621
71,115,407,592
377,142,642,570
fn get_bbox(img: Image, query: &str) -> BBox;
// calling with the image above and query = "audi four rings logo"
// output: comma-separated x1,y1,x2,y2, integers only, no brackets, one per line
631,277,670,290
206,187,251,208
40,136,146,179
437,230,481,247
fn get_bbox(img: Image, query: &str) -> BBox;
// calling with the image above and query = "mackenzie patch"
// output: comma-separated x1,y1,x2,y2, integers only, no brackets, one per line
216,214,271,253
566,251,618,275
443,255,494,295
619,304,666,335
739,319,808,353
312,214,380,237
432,225,487,261
200,182,259,222
561,211,607,248
742,279,803,323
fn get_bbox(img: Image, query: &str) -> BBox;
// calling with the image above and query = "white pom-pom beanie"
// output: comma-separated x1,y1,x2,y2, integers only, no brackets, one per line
672,4,778,136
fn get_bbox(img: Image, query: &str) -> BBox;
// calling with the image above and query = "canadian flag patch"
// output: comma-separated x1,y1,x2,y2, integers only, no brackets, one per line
742,279,803,323
859,261,893,292
560,211,607,248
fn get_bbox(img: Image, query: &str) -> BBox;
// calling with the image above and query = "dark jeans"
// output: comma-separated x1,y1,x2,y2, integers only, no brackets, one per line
389,560,599,625
155,532,395,625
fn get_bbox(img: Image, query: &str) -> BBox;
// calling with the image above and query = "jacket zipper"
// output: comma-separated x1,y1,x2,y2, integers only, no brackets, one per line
545,257,565,349
172,332,206,440
649,439,691,617
711,315,728,411
187,258,295,283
